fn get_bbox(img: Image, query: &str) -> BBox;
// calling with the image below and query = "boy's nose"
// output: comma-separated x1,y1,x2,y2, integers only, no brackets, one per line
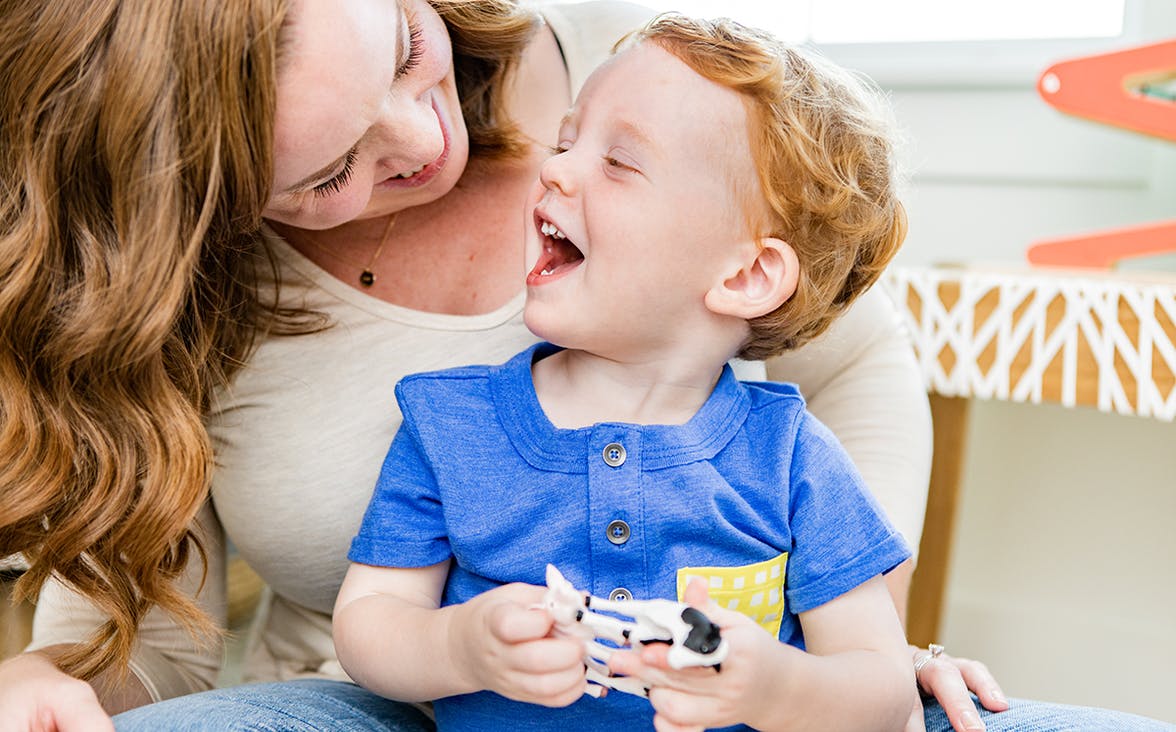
539,151,574,196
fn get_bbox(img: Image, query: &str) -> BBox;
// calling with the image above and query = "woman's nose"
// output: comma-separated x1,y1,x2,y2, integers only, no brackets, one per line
371,92,443,173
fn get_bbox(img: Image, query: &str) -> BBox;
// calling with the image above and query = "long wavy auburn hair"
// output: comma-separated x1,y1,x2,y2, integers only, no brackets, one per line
627,15,909,360
0,0,289,678
433,0,538,160
0,0,537,681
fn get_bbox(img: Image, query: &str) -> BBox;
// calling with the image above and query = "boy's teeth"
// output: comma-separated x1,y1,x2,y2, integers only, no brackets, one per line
540,221,567,239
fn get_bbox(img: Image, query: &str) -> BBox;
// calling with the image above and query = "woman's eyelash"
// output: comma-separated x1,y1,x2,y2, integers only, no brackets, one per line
312,147,358,197
397,22,424,78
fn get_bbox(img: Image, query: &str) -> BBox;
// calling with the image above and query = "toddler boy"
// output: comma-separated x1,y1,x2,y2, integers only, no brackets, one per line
336,13,913,732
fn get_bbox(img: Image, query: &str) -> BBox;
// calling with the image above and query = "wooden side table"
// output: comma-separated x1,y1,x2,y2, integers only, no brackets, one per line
882,265,1176,644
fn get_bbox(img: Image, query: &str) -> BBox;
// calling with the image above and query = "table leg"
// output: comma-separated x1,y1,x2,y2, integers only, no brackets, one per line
906,395,971,647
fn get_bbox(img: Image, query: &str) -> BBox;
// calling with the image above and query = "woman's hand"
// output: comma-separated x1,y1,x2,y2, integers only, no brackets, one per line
0,652,114,732
906,644,1009,732
455,583,587,708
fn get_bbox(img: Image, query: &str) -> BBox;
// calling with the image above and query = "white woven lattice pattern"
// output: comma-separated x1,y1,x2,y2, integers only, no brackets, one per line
882,266,1176,421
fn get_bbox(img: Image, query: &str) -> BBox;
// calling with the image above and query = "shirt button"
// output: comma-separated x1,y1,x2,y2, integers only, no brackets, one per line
609,587,633,602
602,442,626,467
606,519,631,545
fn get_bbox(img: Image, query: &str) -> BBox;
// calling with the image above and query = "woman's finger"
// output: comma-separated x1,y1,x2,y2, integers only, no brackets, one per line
918,655,986,732
951,656,1009,712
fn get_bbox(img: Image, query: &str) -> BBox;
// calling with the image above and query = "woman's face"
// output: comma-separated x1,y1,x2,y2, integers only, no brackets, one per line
263,0,468,230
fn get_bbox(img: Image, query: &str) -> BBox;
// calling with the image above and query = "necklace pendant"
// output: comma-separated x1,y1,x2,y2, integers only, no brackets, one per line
359,270,375,287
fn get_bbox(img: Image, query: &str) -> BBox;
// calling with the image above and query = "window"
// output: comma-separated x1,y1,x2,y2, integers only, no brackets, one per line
637,1,1126,43
629,0,1137,86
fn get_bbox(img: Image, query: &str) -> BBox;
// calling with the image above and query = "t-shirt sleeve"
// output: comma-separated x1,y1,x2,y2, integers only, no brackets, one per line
347,400,450,568
767,286,932,560
784,411,912,614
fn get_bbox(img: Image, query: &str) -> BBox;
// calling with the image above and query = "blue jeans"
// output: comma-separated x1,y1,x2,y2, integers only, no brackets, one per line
113,679,435,732
922,696,1174,732
113,680,1173,731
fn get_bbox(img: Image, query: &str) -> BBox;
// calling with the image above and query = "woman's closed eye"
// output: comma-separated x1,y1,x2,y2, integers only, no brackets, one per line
312,147,358,198
396,21,424,78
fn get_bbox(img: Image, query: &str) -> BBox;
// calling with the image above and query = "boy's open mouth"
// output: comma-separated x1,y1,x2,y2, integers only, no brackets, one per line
528,218,584,281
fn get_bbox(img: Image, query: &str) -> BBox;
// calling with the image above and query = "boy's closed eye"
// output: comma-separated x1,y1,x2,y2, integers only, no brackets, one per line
603,154,637,173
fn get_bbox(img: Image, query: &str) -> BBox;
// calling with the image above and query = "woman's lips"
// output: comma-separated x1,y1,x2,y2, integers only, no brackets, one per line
378,97,451,189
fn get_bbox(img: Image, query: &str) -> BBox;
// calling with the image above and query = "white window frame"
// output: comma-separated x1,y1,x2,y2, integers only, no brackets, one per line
810,0,1157,89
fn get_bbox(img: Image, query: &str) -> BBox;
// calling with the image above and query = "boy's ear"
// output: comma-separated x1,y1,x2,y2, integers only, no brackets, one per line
704,237,799,319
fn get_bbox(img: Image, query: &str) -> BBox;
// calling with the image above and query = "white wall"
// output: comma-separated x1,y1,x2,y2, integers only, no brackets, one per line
823,2,1176,723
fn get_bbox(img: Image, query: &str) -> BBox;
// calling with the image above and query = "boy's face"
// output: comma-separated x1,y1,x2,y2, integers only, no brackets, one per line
523,42,761,358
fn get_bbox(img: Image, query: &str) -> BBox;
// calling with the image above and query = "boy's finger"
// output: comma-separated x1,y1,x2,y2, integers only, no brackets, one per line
682,577,746,627
683,576,714,609
491,603,555,642
508,637,585,673
649,686,716,726
653,713,706,732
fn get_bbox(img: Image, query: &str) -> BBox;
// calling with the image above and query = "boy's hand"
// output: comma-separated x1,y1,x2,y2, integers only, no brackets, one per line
455,582,587,708
607,577,786,731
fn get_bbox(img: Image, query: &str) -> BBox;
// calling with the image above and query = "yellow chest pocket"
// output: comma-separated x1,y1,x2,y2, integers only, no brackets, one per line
676,553,788,637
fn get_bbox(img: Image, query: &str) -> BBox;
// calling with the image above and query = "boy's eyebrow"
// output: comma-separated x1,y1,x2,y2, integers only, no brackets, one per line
281,3,409,194
615,119,655,151
557,110,575,132
616,118,663,157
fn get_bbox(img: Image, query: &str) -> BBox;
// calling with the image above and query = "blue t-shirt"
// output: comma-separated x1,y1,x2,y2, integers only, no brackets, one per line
350,343,910,731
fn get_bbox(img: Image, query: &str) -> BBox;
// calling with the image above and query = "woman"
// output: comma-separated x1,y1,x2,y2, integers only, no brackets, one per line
0,0,1164,730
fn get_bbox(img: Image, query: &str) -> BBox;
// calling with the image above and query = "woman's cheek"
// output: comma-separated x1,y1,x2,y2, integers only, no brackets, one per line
264,186,373,230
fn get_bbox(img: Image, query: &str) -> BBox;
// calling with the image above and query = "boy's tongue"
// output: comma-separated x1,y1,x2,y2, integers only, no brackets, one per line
529,235,584,278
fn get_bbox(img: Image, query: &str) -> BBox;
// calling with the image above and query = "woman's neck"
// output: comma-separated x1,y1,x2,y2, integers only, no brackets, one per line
270,21,571,317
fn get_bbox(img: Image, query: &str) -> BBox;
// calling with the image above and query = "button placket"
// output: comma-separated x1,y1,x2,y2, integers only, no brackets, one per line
587,427,643,600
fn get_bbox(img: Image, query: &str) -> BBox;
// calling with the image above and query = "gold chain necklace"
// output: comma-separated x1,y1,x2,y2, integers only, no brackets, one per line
295,214,398,288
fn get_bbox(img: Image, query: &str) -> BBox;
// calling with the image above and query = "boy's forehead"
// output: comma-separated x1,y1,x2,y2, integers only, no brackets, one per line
580,43,754,171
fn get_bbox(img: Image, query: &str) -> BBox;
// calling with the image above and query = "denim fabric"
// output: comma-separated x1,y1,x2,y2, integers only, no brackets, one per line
923,696,1175,732
110,681,1173,731
112,679,434,732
